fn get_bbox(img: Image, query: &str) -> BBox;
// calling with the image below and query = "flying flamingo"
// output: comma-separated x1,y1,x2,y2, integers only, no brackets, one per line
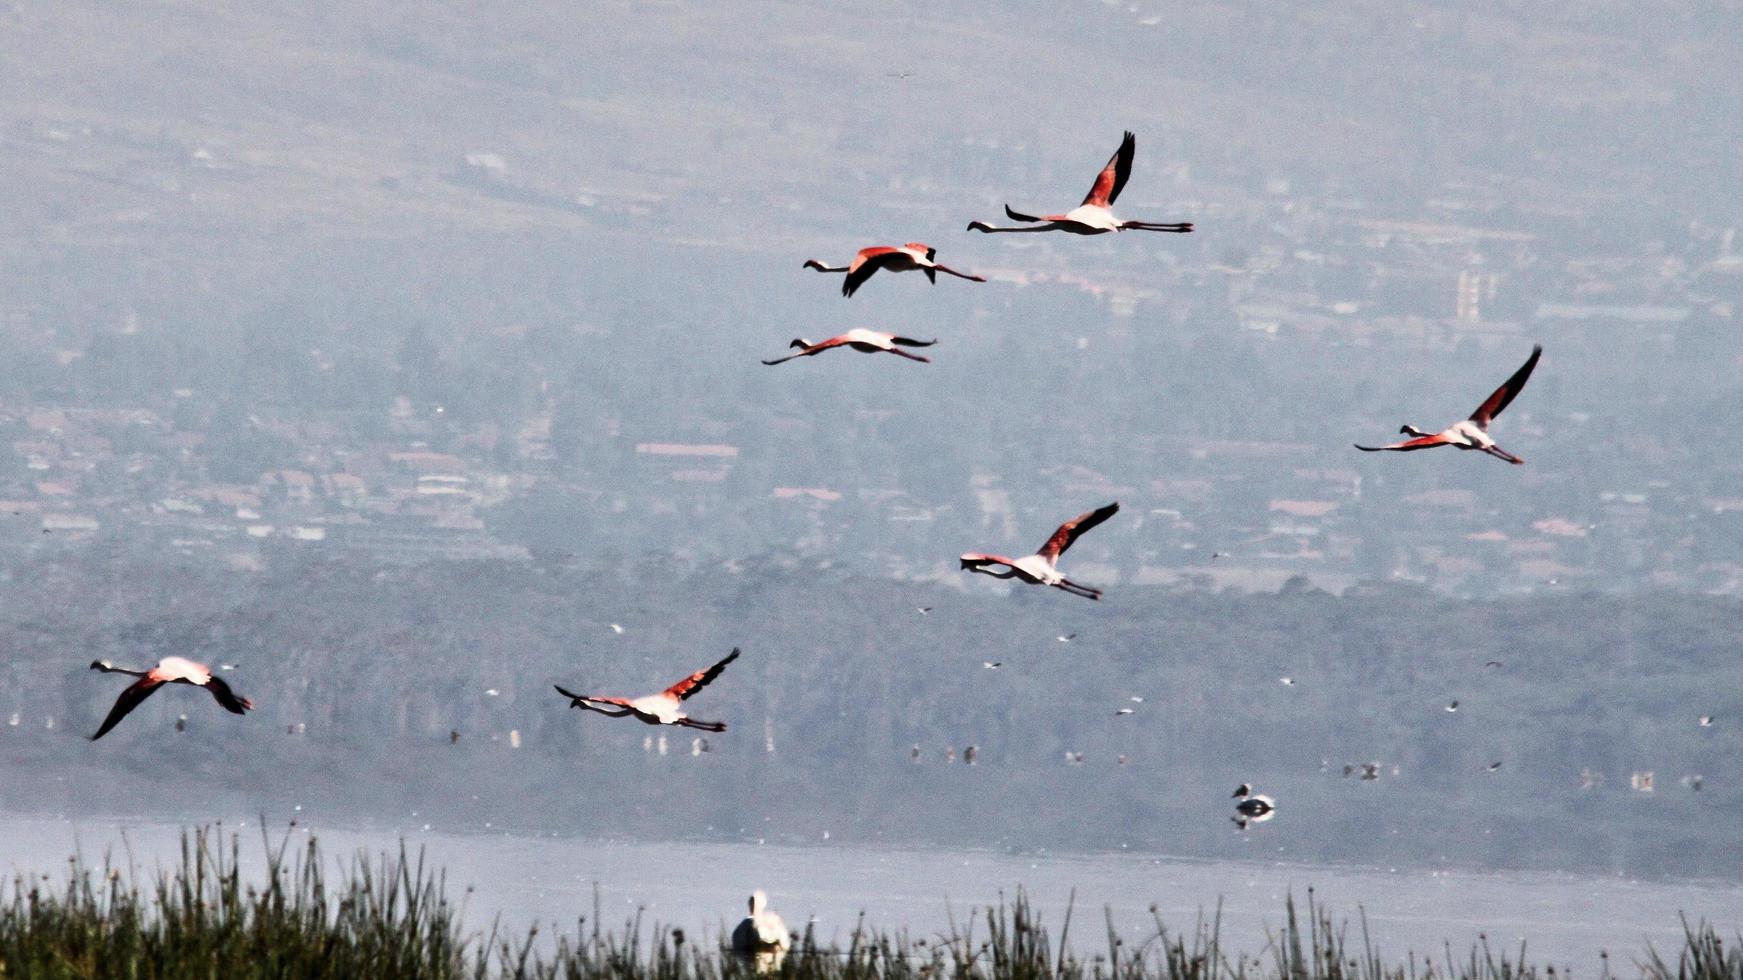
803,244,985,297
967,132,1193,236
87,657,253,741
762,329,936,365
1355,345,1542,464
554,648,738,732
960,502,1119,600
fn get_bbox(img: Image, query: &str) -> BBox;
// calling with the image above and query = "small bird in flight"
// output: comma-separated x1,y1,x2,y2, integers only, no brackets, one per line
554,648,739,732
1356,345,1542,464
88,657,253,741
961,503,1120,600
968,132,1193,236
804,244,985,298
1446,700,1460,712
762,330,937,365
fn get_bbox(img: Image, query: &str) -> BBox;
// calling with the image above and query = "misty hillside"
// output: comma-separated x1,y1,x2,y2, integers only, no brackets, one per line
1,1,1741,881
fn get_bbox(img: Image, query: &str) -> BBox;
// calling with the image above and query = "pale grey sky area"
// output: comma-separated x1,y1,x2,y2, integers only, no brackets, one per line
0,2,1740,879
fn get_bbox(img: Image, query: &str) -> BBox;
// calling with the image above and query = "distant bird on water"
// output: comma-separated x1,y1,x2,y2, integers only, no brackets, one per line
1231,784,1276,830
554,648,739,732
961,502,1119,600
968,132,1193,236
1356,345,1542,464
804,244,985,297
87,657,253,741
731,890,792,969
762,330,937,365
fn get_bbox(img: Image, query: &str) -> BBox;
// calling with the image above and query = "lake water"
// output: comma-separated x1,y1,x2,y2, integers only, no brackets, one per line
2,813,1739,975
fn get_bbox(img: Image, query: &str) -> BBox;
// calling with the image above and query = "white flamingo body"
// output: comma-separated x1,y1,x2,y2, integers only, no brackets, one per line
88,656,254,741
554,648,738,732
732,890,792,955
968,132,1193,236
960,502,1119,600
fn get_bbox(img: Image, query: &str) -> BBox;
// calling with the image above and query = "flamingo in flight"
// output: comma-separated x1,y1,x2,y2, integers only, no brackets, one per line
554,648,738,732
87,657,253,741
960,502,1119,600
967,132,1193,236
1355,345,1541,464
762,330,936,365
803,244,985,297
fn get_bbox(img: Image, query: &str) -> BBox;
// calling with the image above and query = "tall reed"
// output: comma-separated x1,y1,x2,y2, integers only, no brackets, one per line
2,828,1737,980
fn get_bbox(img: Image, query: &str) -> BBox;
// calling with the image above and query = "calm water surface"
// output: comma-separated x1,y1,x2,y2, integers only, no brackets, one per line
3,814,1739,975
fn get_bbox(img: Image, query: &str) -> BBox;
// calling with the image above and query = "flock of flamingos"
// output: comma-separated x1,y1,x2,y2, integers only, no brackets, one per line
84,131,1547,851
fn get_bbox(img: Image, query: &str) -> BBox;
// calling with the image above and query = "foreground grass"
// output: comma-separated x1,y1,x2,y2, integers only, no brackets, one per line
0,828,1736,980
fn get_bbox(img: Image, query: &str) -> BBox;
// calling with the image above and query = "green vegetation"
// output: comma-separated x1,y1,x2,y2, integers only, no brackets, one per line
2,828,1737,980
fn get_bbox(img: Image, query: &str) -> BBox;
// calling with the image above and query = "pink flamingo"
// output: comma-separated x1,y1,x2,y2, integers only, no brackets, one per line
803,244,985,297
554,648,738,732
967,132,1193,236
88,657,253,740
960,502,1119,600
762,329,936,365
1356,345,1542,464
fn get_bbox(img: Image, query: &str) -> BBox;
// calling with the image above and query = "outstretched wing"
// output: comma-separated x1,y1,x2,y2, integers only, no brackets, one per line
1354,434,1451,453
203,675,253,715
1082,131,1135,207
890,336,936,347
843,248,900,297
1469,344,1542,427
665,648,740,701
90,678,163,741
1037,502,1120,562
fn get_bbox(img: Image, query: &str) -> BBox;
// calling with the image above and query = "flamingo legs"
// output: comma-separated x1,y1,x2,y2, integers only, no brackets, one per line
925,264,986,283
1054,579,1103,600
1119,220,1193,233
677,718,726,732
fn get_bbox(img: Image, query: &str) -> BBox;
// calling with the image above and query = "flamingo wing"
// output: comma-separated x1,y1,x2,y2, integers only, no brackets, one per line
1354,434,1452,452
1037,502,1120,562
890,336,937,347
1468,344,1542,427
1082,131,1136,207
843,248,901,297
1004,204,1046,223
664,647,740,701
203,675,253,715
90,677,163,741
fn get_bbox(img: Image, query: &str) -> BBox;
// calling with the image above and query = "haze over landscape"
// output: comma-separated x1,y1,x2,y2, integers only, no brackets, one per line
2,0,1742,943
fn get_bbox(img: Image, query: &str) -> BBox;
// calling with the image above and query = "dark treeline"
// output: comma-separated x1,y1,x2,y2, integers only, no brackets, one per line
2,548,1737,879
